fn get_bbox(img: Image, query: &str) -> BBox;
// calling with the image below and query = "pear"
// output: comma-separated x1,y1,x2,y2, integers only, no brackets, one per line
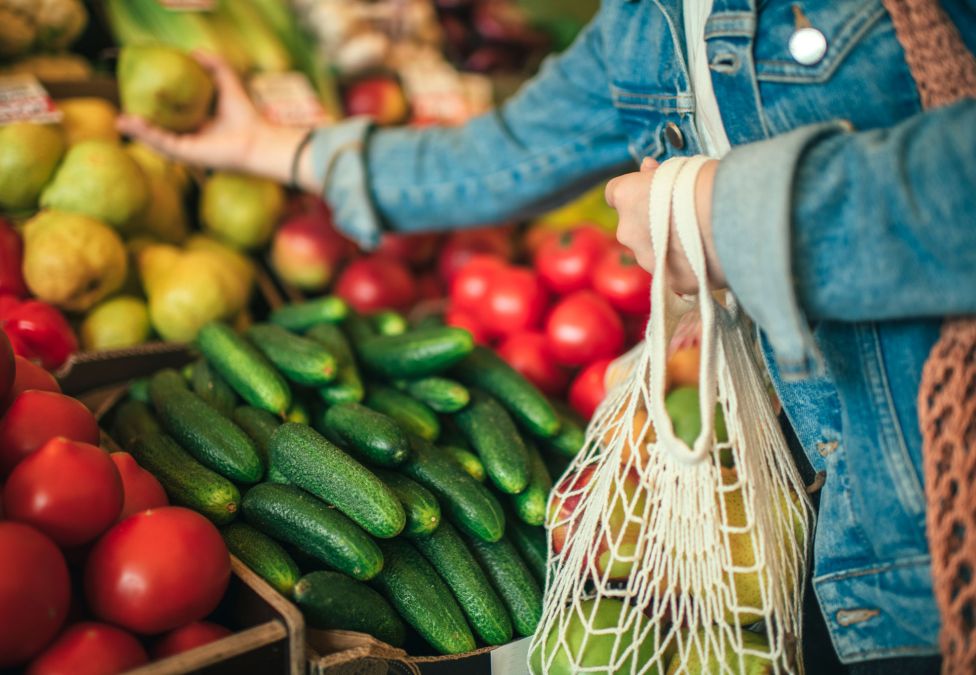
0,122,64,210
22,210,127,312
40,140,149,230
137,243,182,295
117,45,214,133
148,257,237,343
57,97,119,145
130,170,189,244
200,172,285,250
665,629,773,675
81,296,151,351
127,142,190,193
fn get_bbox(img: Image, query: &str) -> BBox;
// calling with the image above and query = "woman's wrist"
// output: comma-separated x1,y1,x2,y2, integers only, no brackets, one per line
241,124,312,185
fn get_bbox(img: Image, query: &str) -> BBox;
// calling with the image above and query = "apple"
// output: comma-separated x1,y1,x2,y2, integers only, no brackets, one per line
343,77,409,126
270,206,351,292
375,232,442,268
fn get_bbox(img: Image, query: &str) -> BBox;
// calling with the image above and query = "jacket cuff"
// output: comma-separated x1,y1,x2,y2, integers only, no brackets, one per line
712,121,847,380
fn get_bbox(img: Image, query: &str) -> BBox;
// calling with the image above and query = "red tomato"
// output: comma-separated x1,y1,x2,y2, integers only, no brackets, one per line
481,267,548,337
0,390,99,476
624,312,650,346
154,621,232,659
85,507,231,635
110,453,169,522
335,256,417,313
545,291,625,367
437,226,514,284
496,332,570,396
0,523,70,667
375,232,442,268
27,623,148,675
444,307,490,345
592,245,653,315
449,254,507,311
0,355,60,412
0,328,12,404
533,226,612,294
5,438,123,547
569,358,613,419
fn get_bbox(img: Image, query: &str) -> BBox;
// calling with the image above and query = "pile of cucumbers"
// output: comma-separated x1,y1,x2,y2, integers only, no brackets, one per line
111,296,587,656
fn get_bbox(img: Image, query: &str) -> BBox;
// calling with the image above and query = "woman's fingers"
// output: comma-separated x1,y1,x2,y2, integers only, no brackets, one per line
192,50,251,111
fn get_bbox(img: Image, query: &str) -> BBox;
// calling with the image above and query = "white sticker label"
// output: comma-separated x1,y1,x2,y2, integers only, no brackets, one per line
0,75,62,125
249,72,331,127
157,0,216,10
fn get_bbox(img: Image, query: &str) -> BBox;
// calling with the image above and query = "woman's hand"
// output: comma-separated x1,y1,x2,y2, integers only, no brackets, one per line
605,157,725,294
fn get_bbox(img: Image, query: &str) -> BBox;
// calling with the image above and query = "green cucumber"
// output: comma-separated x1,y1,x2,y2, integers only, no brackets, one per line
342,310,377,345
222,522,300,596
453,346,560,438
506,512,548,585
444,446,486,482
452,389,530,494
190,359,237,417
269,296,348,332
465,534,543,637
112,399,162,448
247,323,337,387
371,539,476,655
543,403,587,458
242,483,383,581
322,403,409,467
129,431,240,525
399,377,470,413
413,521,513,646
232,406,280,468
373,469,440,537
306,323,364,405
286,398,311,425
197,322,292,417
128,377,151,404
293,571,406,646
358,327,474,379
372,310,408,336
402,436,504,543
511,443,552,526
149,370,264,484
269,423,405,538
365,386,440,441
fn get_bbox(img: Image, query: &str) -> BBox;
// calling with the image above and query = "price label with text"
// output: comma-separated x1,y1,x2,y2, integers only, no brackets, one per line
0,75,62,125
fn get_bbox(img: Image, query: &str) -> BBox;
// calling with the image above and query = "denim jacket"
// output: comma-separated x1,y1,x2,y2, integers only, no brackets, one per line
309,0,976,662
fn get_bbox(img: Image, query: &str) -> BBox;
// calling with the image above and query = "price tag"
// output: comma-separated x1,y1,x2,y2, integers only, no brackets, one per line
0,75,62,125
249,72,331,127
157,0,216,10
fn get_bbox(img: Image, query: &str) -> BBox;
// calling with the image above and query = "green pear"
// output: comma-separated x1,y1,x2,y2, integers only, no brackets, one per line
665,629,773,675
81,296,151,351
664,386,729,450
127,141,190,193
40,139,149,230
22,210,127,312
200,172,285,250
0,122,64,210
117,45,214,133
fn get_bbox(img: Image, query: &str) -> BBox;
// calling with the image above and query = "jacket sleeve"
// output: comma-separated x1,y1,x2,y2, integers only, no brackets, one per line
307,12,634,249
711,99,976,377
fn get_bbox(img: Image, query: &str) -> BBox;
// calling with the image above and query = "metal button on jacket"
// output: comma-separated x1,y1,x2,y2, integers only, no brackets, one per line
665,122,685,149
789,26,827,65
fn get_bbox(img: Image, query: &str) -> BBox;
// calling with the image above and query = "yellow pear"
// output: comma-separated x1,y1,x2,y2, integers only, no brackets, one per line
127,141,190,193
0,122,64,210
148,257,235,343
185,235,255,311
81,296,151,351
137,243,182,295
117,45,214,133
57,97,118,145
130,170,189,244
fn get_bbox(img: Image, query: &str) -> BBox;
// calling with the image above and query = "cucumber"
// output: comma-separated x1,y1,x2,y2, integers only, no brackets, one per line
247,323,337,387
342,310,377,345
543,400,587,457
412,521,513,646
190,359,237,417
233,406,280,466
129,431,240,525
358,327,474,379
270,423,405,538
372,310,408,336
444,446,486,482
286,398,311,425
322,403,409,467
128,377,151,404
269,296,348,332
197,321,292,417
149,370,264,484
306,323,364,405
293,571,406,646
112,399,161,448
267,465,291,484
453,346,560,438
506,514,548,585
399,377,470,413
402,436,505,543
452,389,530,495
371,539,476,655
511,442,552,526
242,483,383,581
365,386,440,441
373,469,440,537
465,534,543,637
222,522,300,596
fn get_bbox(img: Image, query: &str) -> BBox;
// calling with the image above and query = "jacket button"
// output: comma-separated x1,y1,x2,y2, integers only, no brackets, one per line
789,26,827,65
665,122,685,150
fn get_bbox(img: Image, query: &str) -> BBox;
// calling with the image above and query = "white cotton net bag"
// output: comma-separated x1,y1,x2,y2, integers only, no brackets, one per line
529,156,813,675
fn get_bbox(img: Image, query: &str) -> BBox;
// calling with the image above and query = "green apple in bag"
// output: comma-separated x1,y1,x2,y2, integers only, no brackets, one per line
0,122,64,210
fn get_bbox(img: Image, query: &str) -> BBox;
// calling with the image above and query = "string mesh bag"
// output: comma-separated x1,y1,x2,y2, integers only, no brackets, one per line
529,156,814,675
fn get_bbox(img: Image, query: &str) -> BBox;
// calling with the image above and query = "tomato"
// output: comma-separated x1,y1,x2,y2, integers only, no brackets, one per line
335,256,417,313
154,621,232,659
85,507,231,635
545,291,625,367
624,313,650,346
437,226,514,284
569,358,613,420
0,328,13,404
375,232,442,268
110,453,169,522
0,523,70,667
481,267,548,338
27,623,148,675
414,273,444,301
0,355,60,412
592,245,652,315
444,307,490,345
496,332,570,396
5,438,123,547
0,390,99,476
449,254,507,311
534,226,612,294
